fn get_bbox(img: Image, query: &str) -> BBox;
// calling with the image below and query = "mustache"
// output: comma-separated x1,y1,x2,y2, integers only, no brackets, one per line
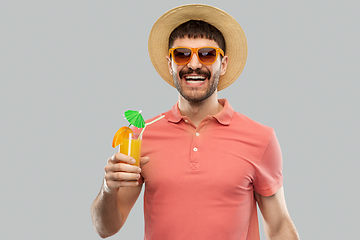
179,68,211,79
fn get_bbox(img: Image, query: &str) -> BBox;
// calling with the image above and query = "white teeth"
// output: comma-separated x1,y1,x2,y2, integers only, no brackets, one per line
185,76,206,81
187,80,203,84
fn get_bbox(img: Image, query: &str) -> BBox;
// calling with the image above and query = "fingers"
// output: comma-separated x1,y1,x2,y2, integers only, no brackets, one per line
105,179,140,189
105,159,141,174
103,153,147,192
108,152,136,165
103,177,139,193
140,156,150,167
105,171,141,187
104,167,140,191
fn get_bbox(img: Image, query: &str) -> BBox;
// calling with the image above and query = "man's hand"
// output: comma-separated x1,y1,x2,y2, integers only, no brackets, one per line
103,153,150,193
91,154,149,238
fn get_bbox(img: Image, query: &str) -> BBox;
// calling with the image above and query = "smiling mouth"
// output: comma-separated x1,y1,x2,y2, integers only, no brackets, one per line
184,75,206,83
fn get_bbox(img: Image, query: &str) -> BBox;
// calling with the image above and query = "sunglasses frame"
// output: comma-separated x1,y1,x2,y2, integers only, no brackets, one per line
169,46,225,65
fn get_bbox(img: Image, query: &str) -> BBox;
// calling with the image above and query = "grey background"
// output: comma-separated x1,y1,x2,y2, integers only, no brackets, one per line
1,1,359,239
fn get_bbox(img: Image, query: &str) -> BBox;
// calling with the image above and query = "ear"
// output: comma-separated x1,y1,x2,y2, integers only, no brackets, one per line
166,56,173,75
220,55,228,76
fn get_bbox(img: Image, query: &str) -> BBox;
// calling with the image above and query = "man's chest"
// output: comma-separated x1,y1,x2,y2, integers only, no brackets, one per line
141,127,265,198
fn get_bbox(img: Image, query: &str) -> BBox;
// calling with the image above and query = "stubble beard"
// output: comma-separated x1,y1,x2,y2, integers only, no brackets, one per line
172,67,221,103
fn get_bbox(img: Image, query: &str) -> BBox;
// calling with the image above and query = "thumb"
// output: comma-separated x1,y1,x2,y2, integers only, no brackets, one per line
140,156,150,167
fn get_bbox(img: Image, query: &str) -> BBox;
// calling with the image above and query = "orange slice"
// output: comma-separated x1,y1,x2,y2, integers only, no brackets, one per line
112,126,133,148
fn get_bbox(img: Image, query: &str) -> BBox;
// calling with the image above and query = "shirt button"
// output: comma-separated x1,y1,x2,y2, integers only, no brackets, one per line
184,119,188,123
193,147,198,152
195,132,200,137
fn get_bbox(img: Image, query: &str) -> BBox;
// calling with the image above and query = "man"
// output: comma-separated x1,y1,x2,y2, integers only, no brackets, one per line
91,4,299,240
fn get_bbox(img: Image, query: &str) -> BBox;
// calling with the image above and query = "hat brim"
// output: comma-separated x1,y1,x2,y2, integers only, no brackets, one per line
148,4,247,91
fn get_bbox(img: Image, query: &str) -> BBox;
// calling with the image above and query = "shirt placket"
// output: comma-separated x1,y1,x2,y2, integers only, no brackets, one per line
184,117,210,171
189,130,201,171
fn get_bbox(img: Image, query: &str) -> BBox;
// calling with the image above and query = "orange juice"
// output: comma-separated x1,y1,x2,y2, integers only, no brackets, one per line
119,133,142,167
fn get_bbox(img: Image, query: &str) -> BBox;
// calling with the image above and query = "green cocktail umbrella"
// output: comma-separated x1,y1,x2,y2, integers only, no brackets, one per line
124,110,146,128
124,109,165,138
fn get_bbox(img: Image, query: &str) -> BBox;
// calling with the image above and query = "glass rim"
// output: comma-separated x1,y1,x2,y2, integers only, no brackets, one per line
126,132,142,139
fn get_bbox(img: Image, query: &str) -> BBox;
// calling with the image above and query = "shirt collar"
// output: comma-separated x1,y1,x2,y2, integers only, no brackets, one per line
213,99,234,125
165,98,234,125
166,102,183,123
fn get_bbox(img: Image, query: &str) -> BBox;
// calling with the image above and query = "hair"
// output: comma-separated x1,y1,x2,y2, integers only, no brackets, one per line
168,20,226,53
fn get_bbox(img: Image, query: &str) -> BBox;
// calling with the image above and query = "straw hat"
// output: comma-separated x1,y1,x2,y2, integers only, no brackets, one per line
148,4,247,91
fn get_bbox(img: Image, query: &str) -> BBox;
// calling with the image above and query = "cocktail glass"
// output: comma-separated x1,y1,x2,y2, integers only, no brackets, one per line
119,133,142,167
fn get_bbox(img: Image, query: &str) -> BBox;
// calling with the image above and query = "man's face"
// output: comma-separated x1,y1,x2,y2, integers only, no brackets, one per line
167,37,228,103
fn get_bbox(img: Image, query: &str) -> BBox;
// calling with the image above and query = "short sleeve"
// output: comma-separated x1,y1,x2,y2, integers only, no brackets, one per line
253,130,283,196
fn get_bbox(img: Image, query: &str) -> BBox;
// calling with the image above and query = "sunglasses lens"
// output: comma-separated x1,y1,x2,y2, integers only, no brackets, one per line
198,48,217,63
173,48,192,64
172,47,218,65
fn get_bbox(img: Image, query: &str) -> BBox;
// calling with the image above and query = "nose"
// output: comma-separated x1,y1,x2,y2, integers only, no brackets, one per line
187,52,202,70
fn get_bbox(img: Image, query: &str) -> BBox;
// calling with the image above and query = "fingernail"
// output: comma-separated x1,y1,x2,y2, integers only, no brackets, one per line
131,158,136,164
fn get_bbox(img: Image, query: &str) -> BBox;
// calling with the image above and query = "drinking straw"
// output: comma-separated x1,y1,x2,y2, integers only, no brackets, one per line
139,115,165,138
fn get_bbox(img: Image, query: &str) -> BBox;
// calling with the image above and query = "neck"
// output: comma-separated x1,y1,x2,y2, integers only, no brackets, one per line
178,91,223,127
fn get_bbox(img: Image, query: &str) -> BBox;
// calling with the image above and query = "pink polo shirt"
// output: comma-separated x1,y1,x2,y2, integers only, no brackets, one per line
136,99,283,240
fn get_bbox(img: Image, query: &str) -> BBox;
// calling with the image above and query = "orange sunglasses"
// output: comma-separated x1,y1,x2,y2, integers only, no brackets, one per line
169,46,224,65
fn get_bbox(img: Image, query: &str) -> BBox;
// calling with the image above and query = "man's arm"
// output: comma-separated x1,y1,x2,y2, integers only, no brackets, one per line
255,187,300,240
91,153,149,238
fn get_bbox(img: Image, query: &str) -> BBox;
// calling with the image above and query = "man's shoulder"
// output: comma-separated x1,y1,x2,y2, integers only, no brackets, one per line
232,110,274,135
221,98,273,132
